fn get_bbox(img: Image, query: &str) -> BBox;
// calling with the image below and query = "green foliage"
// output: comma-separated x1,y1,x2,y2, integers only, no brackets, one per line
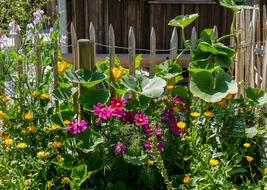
168,14,199,29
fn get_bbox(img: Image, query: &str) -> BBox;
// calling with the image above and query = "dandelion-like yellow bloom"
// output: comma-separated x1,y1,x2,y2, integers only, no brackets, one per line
1,96,11,102
16,143,27,149
112,66,125,81
28,125,37,133
183,175,190,184
57,154,63,161
166,85,174,93
190,112,200,118
226,94,234,100
40,93,50,100
209,159,219,167
177,121,186,129
37,151,49,159
0,111,6,119
50,124,61,130
184,136,192,141
264,167,267,175
64,120,71,125
24,112,33,120
47,180,54,188
55,141,63,148
243,143,251,149
61,177,70,184
246,156,254,163
4,138,13,146
147,159,154,166
58,61,69,75
204,111,214,118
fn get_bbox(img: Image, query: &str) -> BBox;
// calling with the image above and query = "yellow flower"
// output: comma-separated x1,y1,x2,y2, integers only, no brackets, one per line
16,143,27,149
177,121,186,129
166,85,174,93
28,125,37,133
183,175,190,184
147,159,154,166
50,124,61,130
24,112,33,120
246,156,254,163
40,93,50,100
27,173,32,177
209,159,219,167
190,112,200,118
264,167,267,175
64,120,71,125
55,141,63,148
47,180,54,188
58,61,69,75
243,143,251,149
1,96,11,102
4,138,13,146
184,136,192,141
204,111,214,118
57,154,63,161
61,177,70,184
226,94,234,100
31,91,37,97
231,188,238,190
0,111,6,119
112,66,125,81
36,151,49,159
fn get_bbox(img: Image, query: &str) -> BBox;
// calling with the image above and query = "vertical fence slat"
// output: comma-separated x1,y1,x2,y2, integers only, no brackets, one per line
262,36,267,91
239,10,245,95
170,28,178,59
34,34,42,84
71,23,79,112
191,26,197,50
128,26,136,76
213,25,218,39
263,5,267,42
89,22,96,71
109,24,115,96
149,27,156,76
235,11,241,96
244,10,251,88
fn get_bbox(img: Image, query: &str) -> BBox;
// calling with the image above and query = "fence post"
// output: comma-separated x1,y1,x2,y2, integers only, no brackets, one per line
89,22,96,71
149,27,156,76
213,25,218,39
109,24,115,97
249,7,257,88
244,10,251,88
128,26,136,76
170,28,178,59
34,34,42,84
263,36,267,91
191,26,197,50
0,45,4,97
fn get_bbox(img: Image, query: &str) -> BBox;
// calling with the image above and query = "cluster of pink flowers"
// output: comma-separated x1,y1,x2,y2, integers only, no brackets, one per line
113,142,128,155
144,139,164,153
67,119,87,134
93,97,126,120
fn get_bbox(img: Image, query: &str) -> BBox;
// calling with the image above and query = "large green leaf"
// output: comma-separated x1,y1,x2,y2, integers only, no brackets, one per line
65,69,106,88
190,71,238,102
79,89,110,111
70,164,95,188
189,59,221,73
245,87,267,105
219,0,257,12
214,55,232,68
123,152,148,166
52,87,77,101
168,14,199,29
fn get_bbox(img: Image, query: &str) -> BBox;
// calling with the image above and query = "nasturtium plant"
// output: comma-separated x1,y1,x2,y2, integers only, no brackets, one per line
168,14,199,29
245,87,267,105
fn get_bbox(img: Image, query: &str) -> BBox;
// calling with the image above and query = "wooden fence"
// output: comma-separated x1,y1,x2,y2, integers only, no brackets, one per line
235,5,267,95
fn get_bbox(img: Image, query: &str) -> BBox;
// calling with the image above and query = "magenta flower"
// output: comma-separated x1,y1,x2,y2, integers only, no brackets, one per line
120,111,136,123
135,113,149,126
9,21,21,35
67,119,87,134
93,103,112,120
144,139,152,153
157,142,164,152
172,96,185,104
110,97,126,109
113,142,128,155
33,9,44,25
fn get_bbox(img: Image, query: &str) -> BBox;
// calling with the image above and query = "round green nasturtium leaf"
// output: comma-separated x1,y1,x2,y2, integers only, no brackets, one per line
214,55,232,68
189,59,221,73
79,89,110,111
168,13,199,29
52,87,78,101
245,87,267,105
190,71,238,102
65,69,106,88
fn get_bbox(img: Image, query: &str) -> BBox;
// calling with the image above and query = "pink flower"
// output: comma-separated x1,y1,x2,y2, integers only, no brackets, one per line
172,96,185,104
93,103,112,120
114,142,128,155
144,140,152,152
110,97,126,109
157,142,164,152
67,119,87,134
135,113,149,126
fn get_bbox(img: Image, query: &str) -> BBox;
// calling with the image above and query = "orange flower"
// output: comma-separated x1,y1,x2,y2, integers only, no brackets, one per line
28,125,37,133
172,107,178,112
217,100,225,106
183,176,190,184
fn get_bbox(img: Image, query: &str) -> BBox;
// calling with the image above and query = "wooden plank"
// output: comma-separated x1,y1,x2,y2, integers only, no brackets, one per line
191,26,197,50
262,36,267,91
149,27,156,76
213,25,218,39
34,34,42,84
235,11,241,96
89,22,96,71
256,7,261,88
78,39,91,71
263,5,267,42
239,10,245,95
250,7,257,88
109,24,115,97
128,26,136,76
244,10,251,88
170,27,178,59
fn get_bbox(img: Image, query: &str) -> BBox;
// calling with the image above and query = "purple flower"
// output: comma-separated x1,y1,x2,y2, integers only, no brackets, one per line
144,140,152,152
27,23,34,29
120,111,136,123
93,103,112,120
9,21,21,35
67,119,87,134
135,113,149,126
114,142,128,155
145,126,154,136
161,109,175,123
60,35,67,44
172,96,185,104
157,142,164,152
0,35,7,44
33,9,44,25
